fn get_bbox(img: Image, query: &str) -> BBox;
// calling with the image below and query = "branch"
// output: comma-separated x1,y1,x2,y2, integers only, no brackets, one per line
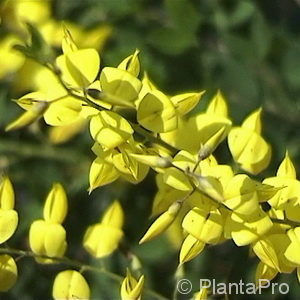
46,63,179,155
271,217,300,228
0,247,168,300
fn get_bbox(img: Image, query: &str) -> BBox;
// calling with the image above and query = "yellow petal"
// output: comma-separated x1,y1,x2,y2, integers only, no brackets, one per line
137,90,177,133
53,270,90,300
0,255,18,292
83,224,123,258
139,202,181,244
255,262,277,287
100,67,142,103
6,102,48,131
224,209,273,246
0,209,18,244
182,207,223,244
62,26,78,54
171,91,205,116
161,114,231,154
228,127,271,174
44,223,67,257
120,162,149,184
113,151,139,179
223,174,260,215
277,151,296,179
101,201,124,228
264,177,300,209
242,108,262,134
285,227,300,265
198,126,227,160
179,234,205,264
56,48,100,87
206,90,229,117
29,220,48,255
192,175,224,203
89,157,120,193
193,288,209,300
0,35,25,79
152,175,188,217
90,111,133,149
0,176,15,210
172,150,197,171
44,97,82,126
252,239,280,271
48,118,86,144
129,153,172,168
118,49,140,77
121,270,144,300
163,167,193,192
43,183,68,224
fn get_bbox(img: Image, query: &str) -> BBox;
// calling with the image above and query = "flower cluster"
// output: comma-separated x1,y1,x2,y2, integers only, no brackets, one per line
2,24,300,299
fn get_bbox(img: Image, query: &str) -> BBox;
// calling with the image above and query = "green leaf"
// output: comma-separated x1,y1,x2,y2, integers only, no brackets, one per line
165,0,200,32
229,1,256,27
148,28,197,55
251,12,272,60
282,46,300,90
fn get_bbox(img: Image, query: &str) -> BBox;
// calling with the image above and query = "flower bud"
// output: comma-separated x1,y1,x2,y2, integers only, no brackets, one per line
179,234,205,265
29,220,67,262
0,209,18,244
5,102,48,131
43,183,68,224
0,255,18,292
129,153,172,168
0,176,15,210
121,269,144,300
139,201,181,244
193,287,209,300
118,49,140,77
52,270,90,300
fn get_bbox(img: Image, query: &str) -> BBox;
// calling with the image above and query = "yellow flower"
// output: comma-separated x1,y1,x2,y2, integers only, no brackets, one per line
224,208,273,246
121,269,145,300
0,35,25,79
29,220,67,263
137,90,178,133
52,270,90,300
179,234,205,265
0,177,18,244
182,207,223,244
228,108,271,174
255,262,278,286
0,255,18,292
139,201,181,244
90,111,133,149
83,201,124,258
43,183,68,224
263,152,300,222
193,287,209,300
29,183,68,262
161,90,231,153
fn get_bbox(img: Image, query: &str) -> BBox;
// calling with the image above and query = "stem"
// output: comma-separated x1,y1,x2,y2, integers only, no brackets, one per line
271,218,300,227
0,247,168,300
46,63,179,155
131,123,178,154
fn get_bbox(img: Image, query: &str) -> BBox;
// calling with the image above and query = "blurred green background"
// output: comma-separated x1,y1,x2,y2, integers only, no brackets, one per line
1,0,300,299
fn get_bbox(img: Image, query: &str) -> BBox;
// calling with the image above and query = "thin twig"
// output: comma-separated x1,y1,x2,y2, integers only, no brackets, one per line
0,247,168,300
